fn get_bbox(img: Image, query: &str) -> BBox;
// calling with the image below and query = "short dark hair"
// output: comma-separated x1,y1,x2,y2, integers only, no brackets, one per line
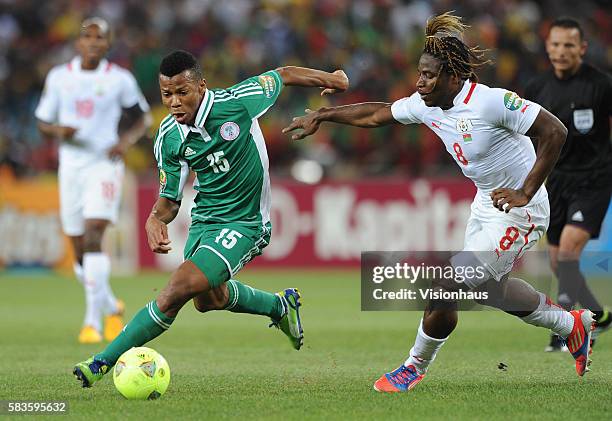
159,50,203,80
550,17,584,40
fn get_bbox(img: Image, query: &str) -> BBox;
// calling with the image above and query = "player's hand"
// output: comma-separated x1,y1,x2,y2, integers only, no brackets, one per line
145,214,172,254
282,109,321,140
108,142,128,160
321,70,349,96
490,188,530,213
57,126,77,140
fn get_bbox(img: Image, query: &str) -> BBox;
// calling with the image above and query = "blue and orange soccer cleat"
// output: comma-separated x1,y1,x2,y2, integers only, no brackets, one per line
373,364,424,393
566,309,595,376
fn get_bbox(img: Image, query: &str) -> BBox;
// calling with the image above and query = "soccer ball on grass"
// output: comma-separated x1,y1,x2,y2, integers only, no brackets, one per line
113,347,170,400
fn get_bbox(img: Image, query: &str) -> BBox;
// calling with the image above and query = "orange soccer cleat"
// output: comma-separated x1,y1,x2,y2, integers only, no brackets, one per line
566,309,595,376
103,299,125,341
78,325,102,344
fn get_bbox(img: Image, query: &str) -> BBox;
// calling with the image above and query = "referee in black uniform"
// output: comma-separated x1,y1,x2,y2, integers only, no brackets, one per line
525,17,612,352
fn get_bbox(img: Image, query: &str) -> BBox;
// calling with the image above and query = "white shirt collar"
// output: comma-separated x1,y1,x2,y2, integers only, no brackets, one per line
71,56,109,74
452,80,474,106
176,89,215,140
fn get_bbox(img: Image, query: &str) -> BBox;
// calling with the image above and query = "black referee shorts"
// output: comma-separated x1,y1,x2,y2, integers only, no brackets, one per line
546,171,612,245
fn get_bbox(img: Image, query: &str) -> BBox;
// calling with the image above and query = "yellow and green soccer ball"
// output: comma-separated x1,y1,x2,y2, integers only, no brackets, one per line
113,347,170,400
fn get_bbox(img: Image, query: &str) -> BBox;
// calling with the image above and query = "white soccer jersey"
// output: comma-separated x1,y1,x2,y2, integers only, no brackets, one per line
391,81,547,207
35,56,150,167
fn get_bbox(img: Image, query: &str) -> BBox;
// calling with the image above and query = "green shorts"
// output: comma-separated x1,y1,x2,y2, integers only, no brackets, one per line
183,221,271,288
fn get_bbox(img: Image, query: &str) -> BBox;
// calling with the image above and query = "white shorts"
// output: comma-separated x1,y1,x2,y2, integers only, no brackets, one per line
451,198,550,289
58,159,124,236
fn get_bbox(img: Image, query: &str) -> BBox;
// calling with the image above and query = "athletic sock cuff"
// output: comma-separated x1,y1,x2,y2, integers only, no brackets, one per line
83,251,109,260
225,279,239,310
147,300,175,329
418,319,448,342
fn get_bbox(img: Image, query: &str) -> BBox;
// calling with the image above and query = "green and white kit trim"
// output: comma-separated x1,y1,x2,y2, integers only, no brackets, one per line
147,301,171,330
152,70,283,225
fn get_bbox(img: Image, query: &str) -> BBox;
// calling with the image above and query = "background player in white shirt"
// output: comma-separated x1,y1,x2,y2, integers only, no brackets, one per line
35,18,151,344
284,12,595,392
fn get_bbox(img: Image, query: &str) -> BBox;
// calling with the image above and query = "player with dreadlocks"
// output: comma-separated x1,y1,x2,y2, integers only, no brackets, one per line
284,12,596,392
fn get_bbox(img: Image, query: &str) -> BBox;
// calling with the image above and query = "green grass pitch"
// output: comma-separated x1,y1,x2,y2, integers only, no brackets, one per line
1,270,611,420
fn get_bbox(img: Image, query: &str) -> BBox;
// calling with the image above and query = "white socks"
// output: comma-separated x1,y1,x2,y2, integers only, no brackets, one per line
402,293,574,376
520,292,574,338
404,319,448,375
73,262,85,284
80,252,118,331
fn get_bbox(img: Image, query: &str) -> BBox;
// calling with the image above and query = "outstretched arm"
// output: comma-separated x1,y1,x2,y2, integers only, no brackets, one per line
276,66,349,95
491,108,567,212
282,102,397,140
145,197,181,254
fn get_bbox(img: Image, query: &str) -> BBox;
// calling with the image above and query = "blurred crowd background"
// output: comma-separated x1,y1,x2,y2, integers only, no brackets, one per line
0,0,610,182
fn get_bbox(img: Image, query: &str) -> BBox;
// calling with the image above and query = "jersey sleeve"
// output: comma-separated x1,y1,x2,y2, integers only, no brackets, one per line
154,128,189,201
35,68,61,123
390,92,424,125
120,70,150,112
482,88,542,135
230,70,284,118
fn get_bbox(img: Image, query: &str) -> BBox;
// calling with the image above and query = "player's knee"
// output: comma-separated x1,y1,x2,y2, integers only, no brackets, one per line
427,278,460,311
193,299,210,313
193,293,226,313
473,279,503,307
82,237,101,252
558,229,590,257
158,271,207,316
82,221,108,251
177,274,207,299
558,238,582,256
431,276,462,294
171,262,210,298
197,285,230,312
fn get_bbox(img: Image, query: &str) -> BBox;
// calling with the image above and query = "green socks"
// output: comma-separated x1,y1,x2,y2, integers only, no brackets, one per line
94,282,282,366
95,300,175,366
226,279,284,320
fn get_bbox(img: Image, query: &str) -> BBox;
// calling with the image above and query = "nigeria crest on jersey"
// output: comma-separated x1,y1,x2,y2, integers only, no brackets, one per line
220,122,240,141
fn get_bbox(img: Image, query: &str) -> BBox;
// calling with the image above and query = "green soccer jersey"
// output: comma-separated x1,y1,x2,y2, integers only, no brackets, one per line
153,70,283,226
